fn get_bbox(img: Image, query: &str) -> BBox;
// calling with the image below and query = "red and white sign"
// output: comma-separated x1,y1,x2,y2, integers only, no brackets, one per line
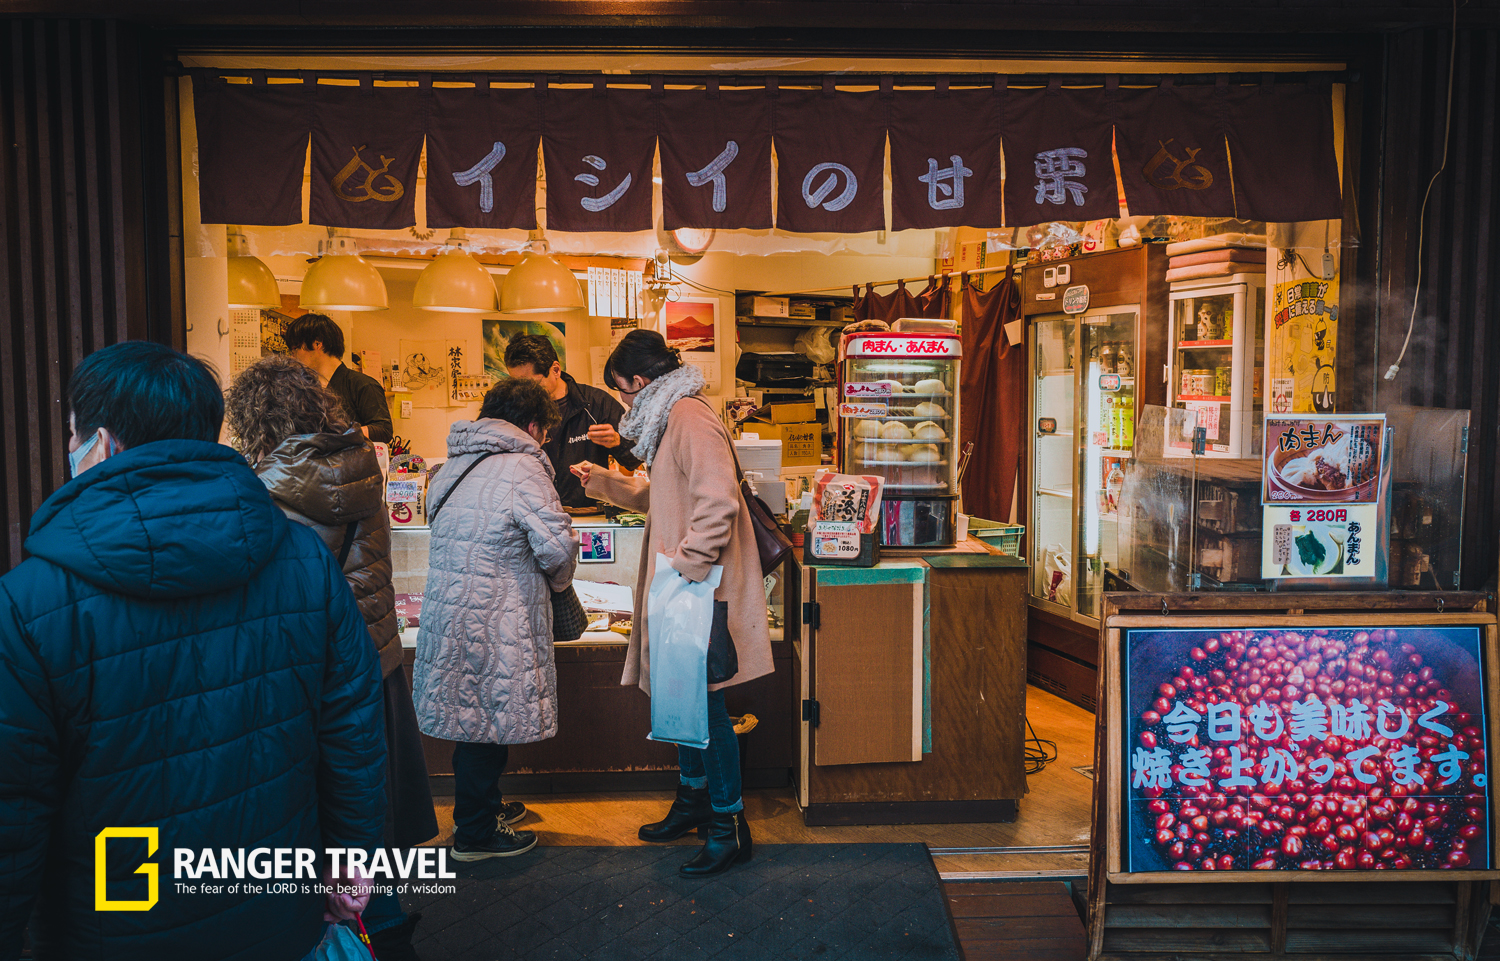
844,382,894,399
846,333,962,359
839,402,889,418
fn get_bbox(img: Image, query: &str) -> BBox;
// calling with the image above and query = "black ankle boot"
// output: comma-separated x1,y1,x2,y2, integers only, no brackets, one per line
639,784,712,842
679,811,752,877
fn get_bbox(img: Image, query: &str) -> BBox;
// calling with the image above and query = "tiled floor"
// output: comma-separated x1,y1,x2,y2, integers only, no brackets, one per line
943,879,1087,961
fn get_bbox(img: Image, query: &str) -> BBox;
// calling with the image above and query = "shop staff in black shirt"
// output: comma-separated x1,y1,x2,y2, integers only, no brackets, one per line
505,334,641,508
282,313,394,443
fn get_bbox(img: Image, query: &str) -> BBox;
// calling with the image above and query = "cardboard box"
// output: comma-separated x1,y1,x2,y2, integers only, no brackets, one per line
765,401,815,423
788,301,817,320
745,421,822,466
734,294,791,318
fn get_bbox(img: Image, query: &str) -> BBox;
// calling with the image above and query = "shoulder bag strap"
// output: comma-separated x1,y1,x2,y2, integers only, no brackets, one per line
336,519,359,567
423,452,497,525
694,396,748,483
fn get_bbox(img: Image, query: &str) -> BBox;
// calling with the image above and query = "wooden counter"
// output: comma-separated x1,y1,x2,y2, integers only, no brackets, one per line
793,552,1031,825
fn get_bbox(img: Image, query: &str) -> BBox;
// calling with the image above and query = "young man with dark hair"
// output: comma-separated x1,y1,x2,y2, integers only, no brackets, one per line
504,334,640,509
0,341,386,961
282,312,394,443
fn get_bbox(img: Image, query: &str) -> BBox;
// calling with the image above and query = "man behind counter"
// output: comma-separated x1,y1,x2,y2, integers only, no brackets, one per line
505,334,640,509
282,312,394,443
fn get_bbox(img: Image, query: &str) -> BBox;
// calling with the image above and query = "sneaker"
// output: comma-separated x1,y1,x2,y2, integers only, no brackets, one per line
451,820,538,861
498,800,528,826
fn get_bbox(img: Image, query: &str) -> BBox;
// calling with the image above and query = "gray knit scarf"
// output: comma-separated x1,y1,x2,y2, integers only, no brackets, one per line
616,363,707,467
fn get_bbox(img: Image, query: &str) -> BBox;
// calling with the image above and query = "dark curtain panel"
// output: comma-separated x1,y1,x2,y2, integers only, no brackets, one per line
959,266,1025,525
852,277,949,322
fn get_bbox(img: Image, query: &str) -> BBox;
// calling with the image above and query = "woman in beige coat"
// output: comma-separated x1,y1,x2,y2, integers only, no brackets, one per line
575,330,771,877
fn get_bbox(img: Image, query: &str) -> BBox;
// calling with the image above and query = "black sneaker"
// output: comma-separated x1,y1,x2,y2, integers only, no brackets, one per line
498,801,528,826
451,820,538,861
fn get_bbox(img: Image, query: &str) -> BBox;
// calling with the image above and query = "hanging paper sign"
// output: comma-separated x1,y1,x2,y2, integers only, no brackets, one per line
888,87,1003,230
543,87,656,233
839,402,889,418
308,84,425,230
773,89,887,234
193,77,311,226
658,88,772,231
1114,83,1236,217
1227,80,1343,222
1002,83,1120,225
844,382,893,399
1062,284,1091,314
425,86,541,230
1262,415,1389,584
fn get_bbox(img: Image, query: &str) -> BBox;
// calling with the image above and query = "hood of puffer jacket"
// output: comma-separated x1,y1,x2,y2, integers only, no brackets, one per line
24,439,287,600
254,428,385,527
444,418,556,479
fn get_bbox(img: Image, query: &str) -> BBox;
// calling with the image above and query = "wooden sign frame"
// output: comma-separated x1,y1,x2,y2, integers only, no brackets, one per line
1088,591,1499,961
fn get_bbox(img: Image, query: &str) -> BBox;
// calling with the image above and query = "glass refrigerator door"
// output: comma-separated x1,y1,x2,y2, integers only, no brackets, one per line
1031,316,1075,609
1075,308,1139,620
1170,284,1246,456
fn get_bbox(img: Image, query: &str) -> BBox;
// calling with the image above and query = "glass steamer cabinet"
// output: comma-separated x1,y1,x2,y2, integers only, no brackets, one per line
840,331,962,547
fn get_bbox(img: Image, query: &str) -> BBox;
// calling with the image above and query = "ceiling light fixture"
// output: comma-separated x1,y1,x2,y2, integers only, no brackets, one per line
413,229,499,313
226,226,281,309
300,231,388,312
499,232,585,314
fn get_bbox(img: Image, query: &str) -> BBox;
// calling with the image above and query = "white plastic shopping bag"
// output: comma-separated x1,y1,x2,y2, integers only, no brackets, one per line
647,553,724,750
1042,543,1073,606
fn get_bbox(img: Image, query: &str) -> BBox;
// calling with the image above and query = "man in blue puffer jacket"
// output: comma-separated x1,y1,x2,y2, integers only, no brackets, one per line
0,342,386,960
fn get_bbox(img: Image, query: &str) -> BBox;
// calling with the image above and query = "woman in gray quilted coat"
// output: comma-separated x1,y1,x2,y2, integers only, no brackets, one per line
414,378,578,860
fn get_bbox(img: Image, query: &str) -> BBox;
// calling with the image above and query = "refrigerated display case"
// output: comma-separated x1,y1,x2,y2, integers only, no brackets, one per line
840,331,962,547
1029,305,1142,624
1166,273,1266,457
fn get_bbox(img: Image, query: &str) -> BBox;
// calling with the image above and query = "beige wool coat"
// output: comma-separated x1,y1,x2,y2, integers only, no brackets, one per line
587,395,773,695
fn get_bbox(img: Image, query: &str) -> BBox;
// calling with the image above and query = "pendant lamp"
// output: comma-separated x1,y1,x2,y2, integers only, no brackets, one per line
226,226,281,309
300,233,388,312
499,234,585,314
413,230,499,313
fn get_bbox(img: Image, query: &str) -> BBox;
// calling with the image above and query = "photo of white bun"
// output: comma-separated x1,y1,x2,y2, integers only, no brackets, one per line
908,445,942,463
853,419,881,438
913,378,948,395
913,401,946,418
913,421,947,441
880,421,913,440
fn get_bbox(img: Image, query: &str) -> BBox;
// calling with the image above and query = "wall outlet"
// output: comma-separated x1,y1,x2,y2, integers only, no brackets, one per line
400,400,413,418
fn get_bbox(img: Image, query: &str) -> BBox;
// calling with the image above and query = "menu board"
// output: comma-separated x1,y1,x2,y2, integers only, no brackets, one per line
1121,622,1493,875
1261,415,1388,584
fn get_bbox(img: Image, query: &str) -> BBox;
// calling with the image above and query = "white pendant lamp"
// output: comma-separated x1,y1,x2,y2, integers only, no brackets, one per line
300,233,388,312
413,230,499,313
499,234,585,314
226,226,281,309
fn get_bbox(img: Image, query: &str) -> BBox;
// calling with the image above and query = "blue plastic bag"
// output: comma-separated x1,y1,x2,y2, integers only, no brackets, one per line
313,923,371,961
647,553,723,750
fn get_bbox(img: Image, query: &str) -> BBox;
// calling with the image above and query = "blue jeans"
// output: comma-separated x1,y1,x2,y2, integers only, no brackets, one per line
362,887,406,934
677,690,742,813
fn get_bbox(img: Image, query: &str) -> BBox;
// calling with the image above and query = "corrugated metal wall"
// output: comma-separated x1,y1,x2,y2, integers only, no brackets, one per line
1366,26,1500,590
0,20,156,570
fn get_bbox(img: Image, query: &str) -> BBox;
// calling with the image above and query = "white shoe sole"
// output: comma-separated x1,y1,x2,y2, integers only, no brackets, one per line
450,835,539,861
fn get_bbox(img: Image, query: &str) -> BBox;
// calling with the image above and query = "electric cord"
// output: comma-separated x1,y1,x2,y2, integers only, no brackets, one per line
1385,0,1458,382
675,274,739,297
1024,716,1059,776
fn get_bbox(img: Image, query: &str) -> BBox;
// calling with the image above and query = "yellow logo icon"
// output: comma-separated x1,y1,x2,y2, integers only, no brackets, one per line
95,827,159,911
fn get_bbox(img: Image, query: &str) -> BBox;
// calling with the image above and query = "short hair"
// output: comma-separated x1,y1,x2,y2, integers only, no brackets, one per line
224,354,350,462
503,334,560,376
479,378,561,434
603,329,681,388
69,341,224,449
281,313,345,358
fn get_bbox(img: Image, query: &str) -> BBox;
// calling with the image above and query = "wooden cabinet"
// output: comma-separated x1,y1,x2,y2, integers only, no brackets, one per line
794,553,1030,825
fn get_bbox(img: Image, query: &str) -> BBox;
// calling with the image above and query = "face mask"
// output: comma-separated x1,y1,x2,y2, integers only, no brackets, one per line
68,432,100,478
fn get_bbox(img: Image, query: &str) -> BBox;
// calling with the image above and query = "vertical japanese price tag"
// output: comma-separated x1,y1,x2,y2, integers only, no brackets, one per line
1262,415,1387,581
1122,624,1492,874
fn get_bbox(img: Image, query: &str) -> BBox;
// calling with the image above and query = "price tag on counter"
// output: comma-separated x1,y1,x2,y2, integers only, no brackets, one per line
808,521,861,560
839,402,889,418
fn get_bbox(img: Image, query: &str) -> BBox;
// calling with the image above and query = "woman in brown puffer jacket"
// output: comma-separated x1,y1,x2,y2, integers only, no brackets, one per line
226,354,437,961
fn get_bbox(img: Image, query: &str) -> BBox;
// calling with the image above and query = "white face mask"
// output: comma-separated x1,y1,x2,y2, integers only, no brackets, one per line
68,432,100,478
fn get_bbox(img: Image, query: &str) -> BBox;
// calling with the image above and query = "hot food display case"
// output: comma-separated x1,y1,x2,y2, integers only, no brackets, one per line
840,331,962,547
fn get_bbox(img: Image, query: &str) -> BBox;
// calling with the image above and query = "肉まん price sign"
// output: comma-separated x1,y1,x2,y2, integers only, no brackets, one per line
1262,415,1387,582
1123,624,1492,874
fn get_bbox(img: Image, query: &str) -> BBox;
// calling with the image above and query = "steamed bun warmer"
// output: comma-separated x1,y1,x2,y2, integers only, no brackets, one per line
840,329,963,547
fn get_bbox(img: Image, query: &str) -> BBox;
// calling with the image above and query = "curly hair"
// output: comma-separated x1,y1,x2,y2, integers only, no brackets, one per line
479,377,562,434
225,354,350,462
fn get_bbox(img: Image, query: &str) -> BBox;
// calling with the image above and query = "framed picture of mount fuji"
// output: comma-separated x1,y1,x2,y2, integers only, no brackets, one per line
664,297,718,353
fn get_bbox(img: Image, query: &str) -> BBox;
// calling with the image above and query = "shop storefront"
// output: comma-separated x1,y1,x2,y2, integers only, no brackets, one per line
4,4,1500,959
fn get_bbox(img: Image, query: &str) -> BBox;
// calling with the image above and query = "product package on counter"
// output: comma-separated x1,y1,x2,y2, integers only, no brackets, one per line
805,473,884,567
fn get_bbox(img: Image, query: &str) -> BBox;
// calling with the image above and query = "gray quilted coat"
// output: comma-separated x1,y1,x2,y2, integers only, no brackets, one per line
413,418,578,744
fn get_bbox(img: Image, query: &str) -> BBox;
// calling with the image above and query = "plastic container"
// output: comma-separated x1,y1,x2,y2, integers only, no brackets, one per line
891,317,959,334
733,436,782,480
967,517,1024,556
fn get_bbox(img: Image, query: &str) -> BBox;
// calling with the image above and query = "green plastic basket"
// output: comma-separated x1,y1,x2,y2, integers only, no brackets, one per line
967,518,1024,556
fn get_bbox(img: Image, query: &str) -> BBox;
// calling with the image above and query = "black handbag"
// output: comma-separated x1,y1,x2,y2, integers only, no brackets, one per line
427,451,587,643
